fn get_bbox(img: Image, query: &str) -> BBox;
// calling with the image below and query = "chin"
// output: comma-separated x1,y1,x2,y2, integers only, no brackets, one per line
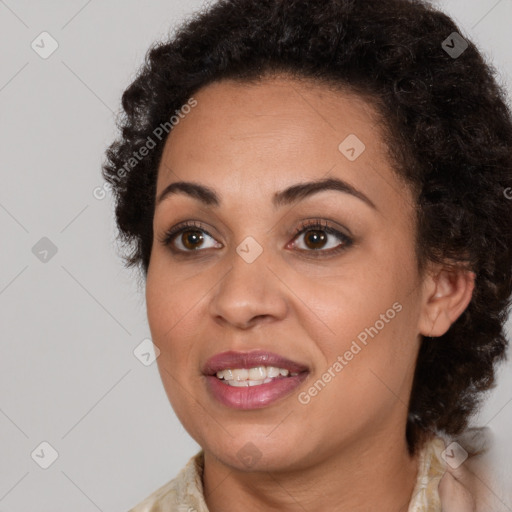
203,428,307,471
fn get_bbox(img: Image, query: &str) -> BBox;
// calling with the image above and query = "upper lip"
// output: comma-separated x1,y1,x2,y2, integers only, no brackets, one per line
202,350,309,376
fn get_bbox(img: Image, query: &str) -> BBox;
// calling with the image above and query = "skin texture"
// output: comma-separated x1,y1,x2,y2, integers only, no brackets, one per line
145,76,475,512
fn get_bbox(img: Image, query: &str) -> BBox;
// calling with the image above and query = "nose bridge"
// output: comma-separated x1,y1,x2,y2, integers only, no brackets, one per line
208,236,287,327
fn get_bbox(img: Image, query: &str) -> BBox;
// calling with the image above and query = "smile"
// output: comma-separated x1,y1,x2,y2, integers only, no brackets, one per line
202,350,309,409
216,366,299,387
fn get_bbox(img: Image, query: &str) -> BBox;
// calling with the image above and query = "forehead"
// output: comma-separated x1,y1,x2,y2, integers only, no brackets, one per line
156,76,410,214
160,76,381,163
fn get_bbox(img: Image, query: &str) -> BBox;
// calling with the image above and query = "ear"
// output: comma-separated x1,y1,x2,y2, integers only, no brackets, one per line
418,265,476,338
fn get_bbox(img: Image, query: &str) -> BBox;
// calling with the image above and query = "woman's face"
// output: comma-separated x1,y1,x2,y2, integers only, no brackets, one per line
146,76,432,471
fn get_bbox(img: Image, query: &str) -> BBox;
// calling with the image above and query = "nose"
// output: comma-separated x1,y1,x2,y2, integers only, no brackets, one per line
208,249,288,330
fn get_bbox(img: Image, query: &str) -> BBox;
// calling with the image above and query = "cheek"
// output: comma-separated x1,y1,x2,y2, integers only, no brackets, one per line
145,258,202,338
298,259,411,349
145,271,199,386
298,249,420,395
146,271,207,435
298,310,418,437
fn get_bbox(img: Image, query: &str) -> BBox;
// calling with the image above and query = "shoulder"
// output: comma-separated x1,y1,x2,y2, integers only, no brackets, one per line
127,450,208,512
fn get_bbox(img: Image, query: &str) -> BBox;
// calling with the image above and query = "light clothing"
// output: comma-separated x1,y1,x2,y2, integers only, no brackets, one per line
128,430,504,511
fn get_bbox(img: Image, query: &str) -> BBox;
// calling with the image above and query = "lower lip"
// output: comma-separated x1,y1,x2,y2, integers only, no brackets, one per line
205,373,308,409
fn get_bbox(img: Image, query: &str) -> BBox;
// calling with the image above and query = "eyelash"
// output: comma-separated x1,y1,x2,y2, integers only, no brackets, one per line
158,219,353,257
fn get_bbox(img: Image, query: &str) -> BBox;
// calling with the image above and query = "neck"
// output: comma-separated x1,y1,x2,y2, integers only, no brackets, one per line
202,428,424,512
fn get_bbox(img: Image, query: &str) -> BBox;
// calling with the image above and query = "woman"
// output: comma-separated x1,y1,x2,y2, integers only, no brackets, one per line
102,0,512,510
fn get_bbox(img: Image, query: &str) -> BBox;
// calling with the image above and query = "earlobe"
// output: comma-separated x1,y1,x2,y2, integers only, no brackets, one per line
418,267,476,338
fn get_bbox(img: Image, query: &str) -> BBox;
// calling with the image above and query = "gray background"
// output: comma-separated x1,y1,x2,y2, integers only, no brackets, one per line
0,0,511,510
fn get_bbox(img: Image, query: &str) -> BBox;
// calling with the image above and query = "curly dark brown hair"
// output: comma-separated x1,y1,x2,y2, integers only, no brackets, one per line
102,0,512,455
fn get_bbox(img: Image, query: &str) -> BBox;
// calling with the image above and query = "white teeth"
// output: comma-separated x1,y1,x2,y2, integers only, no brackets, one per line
226,378,274,387
248,366,266,380
215,365,299,384
232,368,249,381
267,366,280,378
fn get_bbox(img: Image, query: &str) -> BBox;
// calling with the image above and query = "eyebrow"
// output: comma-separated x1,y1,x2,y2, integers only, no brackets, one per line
156,177,377,210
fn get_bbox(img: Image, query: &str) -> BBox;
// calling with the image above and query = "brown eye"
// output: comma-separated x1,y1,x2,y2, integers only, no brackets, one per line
160,219,352,257
180,229,205,250
302,229,328,250
160,221,222,253
291,220,353,256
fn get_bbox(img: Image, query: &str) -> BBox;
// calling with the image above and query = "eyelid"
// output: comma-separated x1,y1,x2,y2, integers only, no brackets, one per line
157,220,217,247
291,217,353,239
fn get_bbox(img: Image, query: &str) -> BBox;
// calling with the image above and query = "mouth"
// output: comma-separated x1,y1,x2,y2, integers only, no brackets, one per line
202,350,309,409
